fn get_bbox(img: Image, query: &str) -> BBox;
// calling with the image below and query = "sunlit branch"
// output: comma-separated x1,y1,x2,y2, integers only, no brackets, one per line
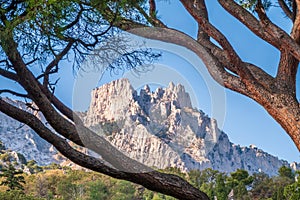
218,0,300,62
181,0,255,80
278,0,293,20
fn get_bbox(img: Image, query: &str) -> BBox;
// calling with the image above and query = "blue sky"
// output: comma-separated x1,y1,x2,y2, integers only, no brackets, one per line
1,1,299,163
71,1,299,162
150,1,299,162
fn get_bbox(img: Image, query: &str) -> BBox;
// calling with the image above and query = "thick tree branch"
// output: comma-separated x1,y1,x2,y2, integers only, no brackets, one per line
0,68,19,82
218,0,277,45
276,0,300,94
180,0,244,76
1,36,156,173
149,0,156,18
218,0,300,62
2,33,83,146
293,0,298,21
180,0,274,95
276,52,298,94
128,27,258,95
182,0,210,41
255,0,268,19
291,0,300,43
195,0,210,41
40,85,75,121
278,0,293,20
0,98,209,200
179,0,233,74
1,62,74,122
176,1,245,84
0,30,210,200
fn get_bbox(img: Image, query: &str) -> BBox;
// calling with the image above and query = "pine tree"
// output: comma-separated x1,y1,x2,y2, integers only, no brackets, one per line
0,164,25,191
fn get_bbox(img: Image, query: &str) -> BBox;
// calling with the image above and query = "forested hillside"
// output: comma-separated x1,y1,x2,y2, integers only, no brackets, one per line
0,153,299,200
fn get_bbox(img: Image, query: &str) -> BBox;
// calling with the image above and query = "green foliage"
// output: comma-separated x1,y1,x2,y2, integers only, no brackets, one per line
43,163,62,170
279,166,294,180
162,167,187,179
284,180,300,200
227,169,253,199
16,153,27,165
57,179,82,200
110,180,135,200
0,190,43,200
250,172,272,199
215,173,229,200
0,164,25,191
237,0,271,11
0,141,5,152
188,168,219,189
0,0,155,69
188,168,230,200
272,186,285,200
188,169,202,188
87,180,109,200
0,158,297,200
0,153,10,162
142,190,176,200
26,160,43,174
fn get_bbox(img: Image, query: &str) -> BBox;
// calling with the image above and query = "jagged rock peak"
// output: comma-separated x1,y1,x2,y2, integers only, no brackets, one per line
143,84,151,93
0,80,299,175
85,78,136,125
0,101,58,166
84,78,194,128
82,78,299,175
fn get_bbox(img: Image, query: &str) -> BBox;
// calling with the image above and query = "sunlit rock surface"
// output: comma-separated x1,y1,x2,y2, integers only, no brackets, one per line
0,79,298,175
82,78,298,175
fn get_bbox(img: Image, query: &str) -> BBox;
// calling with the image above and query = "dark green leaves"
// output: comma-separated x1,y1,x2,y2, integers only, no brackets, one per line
0,164,25,191
237,0,271,11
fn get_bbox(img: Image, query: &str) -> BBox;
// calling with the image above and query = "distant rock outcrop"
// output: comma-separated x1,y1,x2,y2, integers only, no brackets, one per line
82,78,298,175
0,98,58,166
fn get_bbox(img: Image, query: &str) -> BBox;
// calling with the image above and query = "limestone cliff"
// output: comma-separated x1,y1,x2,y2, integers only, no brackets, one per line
0,98,58,165
0,79,297,175
82,78,297,175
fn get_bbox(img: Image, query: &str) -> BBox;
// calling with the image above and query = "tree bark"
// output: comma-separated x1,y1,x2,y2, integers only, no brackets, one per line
254,93,300,150
0,26,210,200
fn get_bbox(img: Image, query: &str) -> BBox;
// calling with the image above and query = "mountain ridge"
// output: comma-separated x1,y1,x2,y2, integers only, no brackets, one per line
81,78,299,175
0,79,298,175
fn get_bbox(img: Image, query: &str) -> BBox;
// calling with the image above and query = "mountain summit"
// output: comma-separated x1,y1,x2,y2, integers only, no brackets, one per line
0,78,297,175
81,78,297,175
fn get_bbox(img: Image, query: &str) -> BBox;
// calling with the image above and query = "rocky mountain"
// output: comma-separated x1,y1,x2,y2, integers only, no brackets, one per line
82,78,298,176
0,139,27,166
0,98,58,166
0,79,298,175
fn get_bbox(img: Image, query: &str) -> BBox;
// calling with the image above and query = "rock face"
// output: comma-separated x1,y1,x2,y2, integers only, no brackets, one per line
0,98,58,165
0,79,298,175
82,78,298,176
